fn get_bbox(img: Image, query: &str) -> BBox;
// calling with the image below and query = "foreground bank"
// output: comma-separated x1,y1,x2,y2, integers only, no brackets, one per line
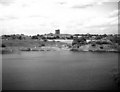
1,39,120,54
0,39,71,54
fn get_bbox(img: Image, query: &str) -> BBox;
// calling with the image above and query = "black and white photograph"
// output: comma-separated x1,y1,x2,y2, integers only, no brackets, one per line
0,0,120,91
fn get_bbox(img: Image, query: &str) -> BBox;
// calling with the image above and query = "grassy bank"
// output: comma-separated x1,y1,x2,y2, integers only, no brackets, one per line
2,39,64,47
1,39,120,53
0,39,69,54
70,44,120,53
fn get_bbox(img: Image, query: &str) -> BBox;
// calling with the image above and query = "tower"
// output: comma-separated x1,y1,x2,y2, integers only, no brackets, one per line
55,29,60,34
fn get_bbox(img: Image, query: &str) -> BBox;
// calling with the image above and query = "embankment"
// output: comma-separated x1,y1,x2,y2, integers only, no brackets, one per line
0,39,70,54
70,44,120,53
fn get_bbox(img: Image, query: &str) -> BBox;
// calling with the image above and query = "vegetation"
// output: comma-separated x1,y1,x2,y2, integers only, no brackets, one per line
95,41,111,45
1,44,6,47
1,33,120,53
72,37,86,46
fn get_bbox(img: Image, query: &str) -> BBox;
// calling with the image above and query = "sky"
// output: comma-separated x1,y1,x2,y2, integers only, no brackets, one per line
0,0,119,35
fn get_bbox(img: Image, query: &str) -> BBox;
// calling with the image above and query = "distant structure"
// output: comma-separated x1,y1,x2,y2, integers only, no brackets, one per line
55,29,60,34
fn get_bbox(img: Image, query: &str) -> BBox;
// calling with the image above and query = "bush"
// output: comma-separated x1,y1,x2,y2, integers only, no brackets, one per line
41,44,45,46
100,46,103,49
91,44,96,47
1,44,6,47
39,44,45,47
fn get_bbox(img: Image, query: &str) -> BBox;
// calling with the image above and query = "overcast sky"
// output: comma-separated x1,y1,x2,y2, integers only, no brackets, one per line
0,0,119,35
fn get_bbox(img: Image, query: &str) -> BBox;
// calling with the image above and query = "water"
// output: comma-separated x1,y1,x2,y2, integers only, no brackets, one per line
0,54,2,91
2,51,119,90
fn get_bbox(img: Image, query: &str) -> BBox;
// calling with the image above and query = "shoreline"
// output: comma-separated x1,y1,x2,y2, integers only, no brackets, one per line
1,46,120,54
1,39,120,54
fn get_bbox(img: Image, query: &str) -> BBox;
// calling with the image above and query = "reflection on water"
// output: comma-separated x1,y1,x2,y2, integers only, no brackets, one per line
2,51,119,90
0,54,2,90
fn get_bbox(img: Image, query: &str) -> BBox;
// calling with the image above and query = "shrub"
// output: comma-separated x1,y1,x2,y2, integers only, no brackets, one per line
1,44,6,47
41,44,45,46
91,44,96,47
100,46,103,49
39,44,45,47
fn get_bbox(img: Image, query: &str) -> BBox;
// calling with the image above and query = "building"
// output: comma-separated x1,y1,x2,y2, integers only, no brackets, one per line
55,29,60,34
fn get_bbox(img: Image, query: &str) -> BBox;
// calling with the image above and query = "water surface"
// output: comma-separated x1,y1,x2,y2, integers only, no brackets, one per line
2,51,119,90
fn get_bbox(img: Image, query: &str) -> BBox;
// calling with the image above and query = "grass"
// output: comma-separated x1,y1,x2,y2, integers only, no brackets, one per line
1,39,120,53
1,39,66,47
0,39,67,54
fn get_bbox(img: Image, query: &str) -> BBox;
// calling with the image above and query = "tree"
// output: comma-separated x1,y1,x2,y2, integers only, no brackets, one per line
72,37,86,46
31,36,38,39
18,36,22,40
95,35,102,40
